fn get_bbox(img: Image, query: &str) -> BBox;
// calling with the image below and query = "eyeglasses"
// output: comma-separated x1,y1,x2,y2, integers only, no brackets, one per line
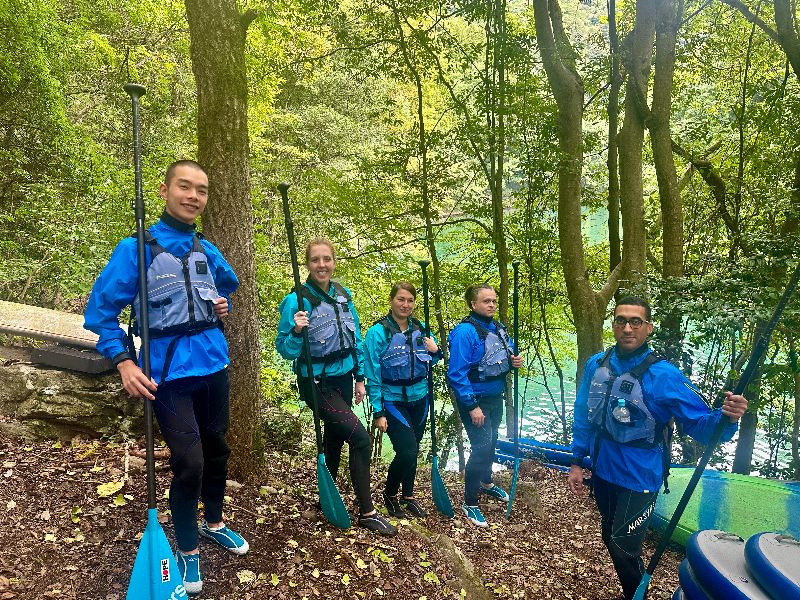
612,316,650,329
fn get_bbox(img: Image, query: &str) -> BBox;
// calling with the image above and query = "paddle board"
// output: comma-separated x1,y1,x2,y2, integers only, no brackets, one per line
685,530,771,599
744,532,800,600
653,467,800,546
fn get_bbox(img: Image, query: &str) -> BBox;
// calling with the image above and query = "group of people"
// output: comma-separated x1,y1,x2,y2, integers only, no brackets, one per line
85,160,748,599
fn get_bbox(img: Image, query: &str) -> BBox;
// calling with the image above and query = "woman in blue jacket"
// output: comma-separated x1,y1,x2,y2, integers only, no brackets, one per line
363,282,441,518
275,238,396,536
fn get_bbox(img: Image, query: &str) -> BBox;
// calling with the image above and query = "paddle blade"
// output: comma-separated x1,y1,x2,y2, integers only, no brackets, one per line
504,458,520,519
632,573,652,600
317,454,352,529
126,508,185,600
431,456,454,518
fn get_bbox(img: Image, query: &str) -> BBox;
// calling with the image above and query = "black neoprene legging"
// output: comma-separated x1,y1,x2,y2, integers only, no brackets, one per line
300,373,374,515
383,397,428,498
152,368,230,552
592,475,658,600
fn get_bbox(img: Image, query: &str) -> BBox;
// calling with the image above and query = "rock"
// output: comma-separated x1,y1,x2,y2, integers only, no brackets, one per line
0,360,143,441
128,456,146,471
226,479,243,490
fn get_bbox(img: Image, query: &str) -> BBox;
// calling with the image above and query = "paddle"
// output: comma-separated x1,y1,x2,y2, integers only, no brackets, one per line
123,83,185,600
277,182,351,529
632,261,800,600
505,260,521,519
418,259,455,518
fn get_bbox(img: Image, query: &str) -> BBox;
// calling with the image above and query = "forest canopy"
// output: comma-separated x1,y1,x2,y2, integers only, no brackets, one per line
1,0,799,479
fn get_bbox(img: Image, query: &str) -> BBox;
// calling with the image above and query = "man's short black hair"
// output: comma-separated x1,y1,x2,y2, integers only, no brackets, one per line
164,160,206,186
615,296,652,321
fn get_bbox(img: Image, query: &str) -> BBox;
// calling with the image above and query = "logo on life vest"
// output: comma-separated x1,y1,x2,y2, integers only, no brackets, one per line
619,380,634,394
161,558,170,582
155,273,178,280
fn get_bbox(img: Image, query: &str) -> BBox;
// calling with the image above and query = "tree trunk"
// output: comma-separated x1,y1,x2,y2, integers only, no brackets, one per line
185,1,262,477
617,0,655,284
732,407,758,475
607,0,622,277
790,343,800,479
533,0,621,380
650,0,683,359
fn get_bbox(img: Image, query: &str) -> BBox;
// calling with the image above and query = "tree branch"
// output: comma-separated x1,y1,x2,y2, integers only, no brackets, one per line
720,0,781,45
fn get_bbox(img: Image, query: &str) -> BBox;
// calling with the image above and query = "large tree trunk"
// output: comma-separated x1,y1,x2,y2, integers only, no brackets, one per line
533,0,621,380
650,0,683,359
185,1,262,477
607,0,622,278
617,0,655,285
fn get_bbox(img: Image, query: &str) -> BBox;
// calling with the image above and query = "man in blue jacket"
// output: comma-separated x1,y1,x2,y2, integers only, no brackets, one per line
84,160,247,595
447,283,523,528
568,296,748,600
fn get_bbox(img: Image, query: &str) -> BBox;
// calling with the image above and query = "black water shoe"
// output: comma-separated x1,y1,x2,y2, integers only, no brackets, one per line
400,497,427,518
382,493,407,518
357,512,398,536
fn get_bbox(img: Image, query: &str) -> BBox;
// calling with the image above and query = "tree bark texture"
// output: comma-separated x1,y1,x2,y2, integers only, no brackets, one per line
607,0,622,277
533,0,619,380
650,0,683,358
617,0,655,284
185,0,262,476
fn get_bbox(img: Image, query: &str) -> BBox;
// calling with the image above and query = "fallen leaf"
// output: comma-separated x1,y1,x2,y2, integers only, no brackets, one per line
96,481,123,498
237,570,256,584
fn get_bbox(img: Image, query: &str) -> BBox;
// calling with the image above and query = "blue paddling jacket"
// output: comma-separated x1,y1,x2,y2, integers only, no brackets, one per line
275,280,365,381
364,315,442,417
84,213,238,383
571,344,739,493
447,312,517,410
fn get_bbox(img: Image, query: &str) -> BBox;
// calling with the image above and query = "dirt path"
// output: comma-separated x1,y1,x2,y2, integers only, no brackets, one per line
0,434,682,599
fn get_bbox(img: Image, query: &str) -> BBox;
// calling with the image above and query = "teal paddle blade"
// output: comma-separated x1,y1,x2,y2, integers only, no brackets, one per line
505,457,521,519
126,508,185,600
317,453,351,529
431,456,454,518
632,572,651,600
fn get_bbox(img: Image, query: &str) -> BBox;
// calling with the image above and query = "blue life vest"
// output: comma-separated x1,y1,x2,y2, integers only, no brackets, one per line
133,232,221,339
301,282,358,364
462,316,513,382
377,316,431,387
587,348,664,448
587,347,674,492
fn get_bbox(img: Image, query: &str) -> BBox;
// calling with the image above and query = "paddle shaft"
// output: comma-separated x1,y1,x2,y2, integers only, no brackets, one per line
278,183,325,454
123,83,156,510
640,260,800,587
418,260,437,453
512,260,520,449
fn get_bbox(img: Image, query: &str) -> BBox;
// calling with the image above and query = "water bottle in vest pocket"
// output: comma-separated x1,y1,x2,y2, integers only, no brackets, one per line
195,285,220,323
604,373,657,445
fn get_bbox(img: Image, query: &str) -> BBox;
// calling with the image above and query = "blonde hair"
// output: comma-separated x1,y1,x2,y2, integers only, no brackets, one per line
305,238,336,264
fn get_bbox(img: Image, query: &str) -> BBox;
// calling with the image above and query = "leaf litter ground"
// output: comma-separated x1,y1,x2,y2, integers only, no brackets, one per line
0,432,682,599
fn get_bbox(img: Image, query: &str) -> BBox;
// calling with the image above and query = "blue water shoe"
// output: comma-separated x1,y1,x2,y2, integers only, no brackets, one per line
480,483,509,502
176,551,202,595
461,503,488,528
199,521,250,555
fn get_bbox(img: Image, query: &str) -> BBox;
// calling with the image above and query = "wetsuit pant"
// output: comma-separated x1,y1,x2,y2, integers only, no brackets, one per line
456,393,504,506
593,475,658,600
383,397,428,498
152,368,230,553
299,374,374,515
